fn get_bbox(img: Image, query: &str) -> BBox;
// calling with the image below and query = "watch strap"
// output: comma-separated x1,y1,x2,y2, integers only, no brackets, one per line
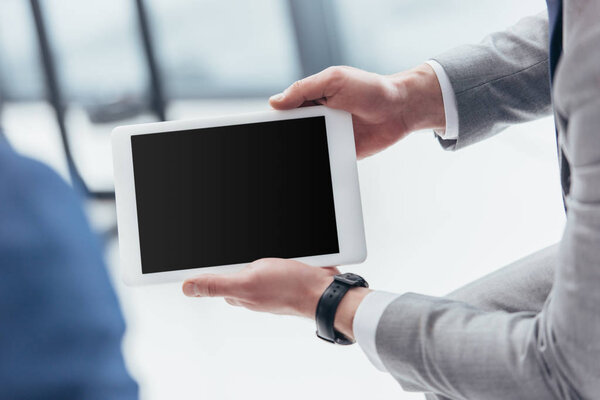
315,273,368,345
315,280,353,344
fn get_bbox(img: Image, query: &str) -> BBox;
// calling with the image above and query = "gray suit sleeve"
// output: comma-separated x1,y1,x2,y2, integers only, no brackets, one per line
445,244,556,314
432,13,552,150
374,19,600,400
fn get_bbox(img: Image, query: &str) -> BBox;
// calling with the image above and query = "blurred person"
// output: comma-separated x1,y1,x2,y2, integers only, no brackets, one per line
0,131,137,399
183,1,600,399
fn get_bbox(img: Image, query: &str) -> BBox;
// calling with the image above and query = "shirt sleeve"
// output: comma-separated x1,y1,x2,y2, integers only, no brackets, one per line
426,60,459,140
429,13,551,150
353,291,401,371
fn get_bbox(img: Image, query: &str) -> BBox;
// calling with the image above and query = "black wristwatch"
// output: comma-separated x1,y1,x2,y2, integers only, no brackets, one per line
315,273,368,345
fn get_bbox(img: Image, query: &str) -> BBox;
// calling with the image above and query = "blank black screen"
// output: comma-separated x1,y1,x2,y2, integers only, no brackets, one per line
131,116,339,274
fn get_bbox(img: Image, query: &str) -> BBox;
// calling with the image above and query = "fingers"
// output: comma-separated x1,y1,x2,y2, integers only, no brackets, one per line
225,297,244,307
269,67,347,110
182,273,247,298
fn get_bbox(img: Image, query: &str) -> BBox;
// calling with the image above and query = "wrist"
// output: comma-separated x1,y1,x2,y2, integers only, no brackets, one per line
333,287,371,341
389,63,446,133
302,274,336,319
309,273,371,342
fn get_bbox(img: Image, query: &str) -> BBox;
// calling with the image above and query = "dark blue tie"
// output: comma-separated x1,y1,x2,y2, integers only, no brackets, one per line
546,0,570,203
546,0,563,81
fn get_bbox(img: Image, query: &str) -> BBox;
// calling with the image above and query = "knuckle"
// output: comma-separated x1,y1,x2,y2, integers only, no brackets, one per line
291,79,304,91
324,66,350,93
249,258,270,269
326,66,347,82
238,274,254,290
206,277,219,297
375,74,395,98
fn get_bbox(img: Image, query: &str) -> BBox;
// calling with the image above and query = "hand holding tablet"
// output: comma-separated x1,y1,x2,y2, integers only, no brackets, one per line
112,106,366,285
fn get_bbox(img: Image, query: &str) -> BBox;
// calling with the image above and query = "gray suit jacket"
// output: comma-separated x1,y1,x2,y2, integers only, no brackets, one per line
375,3,600,399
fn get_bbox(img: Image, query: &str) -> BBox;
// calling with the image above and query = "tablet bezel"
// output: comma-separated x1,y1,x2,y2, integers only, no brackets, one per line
112,106,366,285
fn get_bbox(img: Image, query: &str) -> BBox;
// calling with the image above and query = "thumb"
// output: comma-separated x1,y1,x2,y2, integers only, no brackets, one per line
182,273,245,298
269,67,346,110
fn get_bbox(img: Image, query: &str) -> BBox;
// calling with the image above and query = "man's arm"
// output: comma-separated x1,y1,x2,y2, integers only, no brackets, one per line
268,64,446,159
183,17,600,398
433,12,552,150
265,14,553,158
370,17,600,399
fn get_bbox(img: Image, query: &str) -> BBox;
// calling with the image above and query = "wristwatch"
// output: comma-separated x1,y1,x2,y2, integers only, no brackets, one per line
315,273,369,345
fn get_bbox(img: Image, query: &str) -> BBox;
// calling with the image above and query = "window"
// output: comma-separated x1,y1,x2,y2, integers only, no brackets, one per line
333,0,546,73
0,0,548,196
41,0,150,102
0,0,44,101
147,0,300,98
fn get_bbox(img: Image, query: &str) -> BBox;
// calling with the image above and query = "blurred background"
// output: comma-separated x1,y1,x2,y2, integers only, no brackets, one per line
0,0,564,399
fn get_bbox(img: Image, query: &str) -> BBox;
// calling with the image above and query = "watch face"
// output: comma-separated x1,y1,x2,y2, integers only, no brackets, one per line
334,273,367,287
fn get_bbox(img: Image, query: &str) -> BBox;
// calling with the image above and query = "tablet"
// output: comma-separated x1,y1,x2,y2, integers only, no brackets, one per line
112,106,366,285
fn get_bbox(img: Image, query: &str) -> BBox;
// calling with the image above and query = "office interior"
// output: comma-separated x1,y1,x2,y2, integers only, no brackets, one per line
0,1,563,399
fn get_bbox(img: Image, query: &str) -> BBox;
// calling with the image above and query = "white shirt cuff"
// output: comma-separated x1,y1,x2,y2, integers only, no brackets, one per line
426,60,459,140
353,291,401,372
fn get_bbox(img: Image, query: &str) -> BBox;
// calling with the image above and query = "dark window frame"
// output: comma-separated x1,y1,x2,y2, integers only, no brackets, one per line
5,0,343,200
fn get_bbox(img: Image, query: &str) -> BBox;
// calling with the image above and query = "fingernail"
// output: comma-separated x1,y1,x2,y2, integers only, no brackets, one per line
182,282,197,297
269,93,284,102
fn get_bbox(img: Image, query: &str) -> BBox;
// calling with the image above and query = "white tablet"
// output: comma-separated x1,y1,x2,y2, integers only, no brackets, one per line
112,106,366,285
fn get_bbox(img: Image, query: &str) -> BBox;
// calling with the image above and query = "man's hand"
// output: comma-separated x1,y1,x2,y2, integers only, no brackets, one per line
183,64,442,340
269,64,445,159
182,259,371,340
